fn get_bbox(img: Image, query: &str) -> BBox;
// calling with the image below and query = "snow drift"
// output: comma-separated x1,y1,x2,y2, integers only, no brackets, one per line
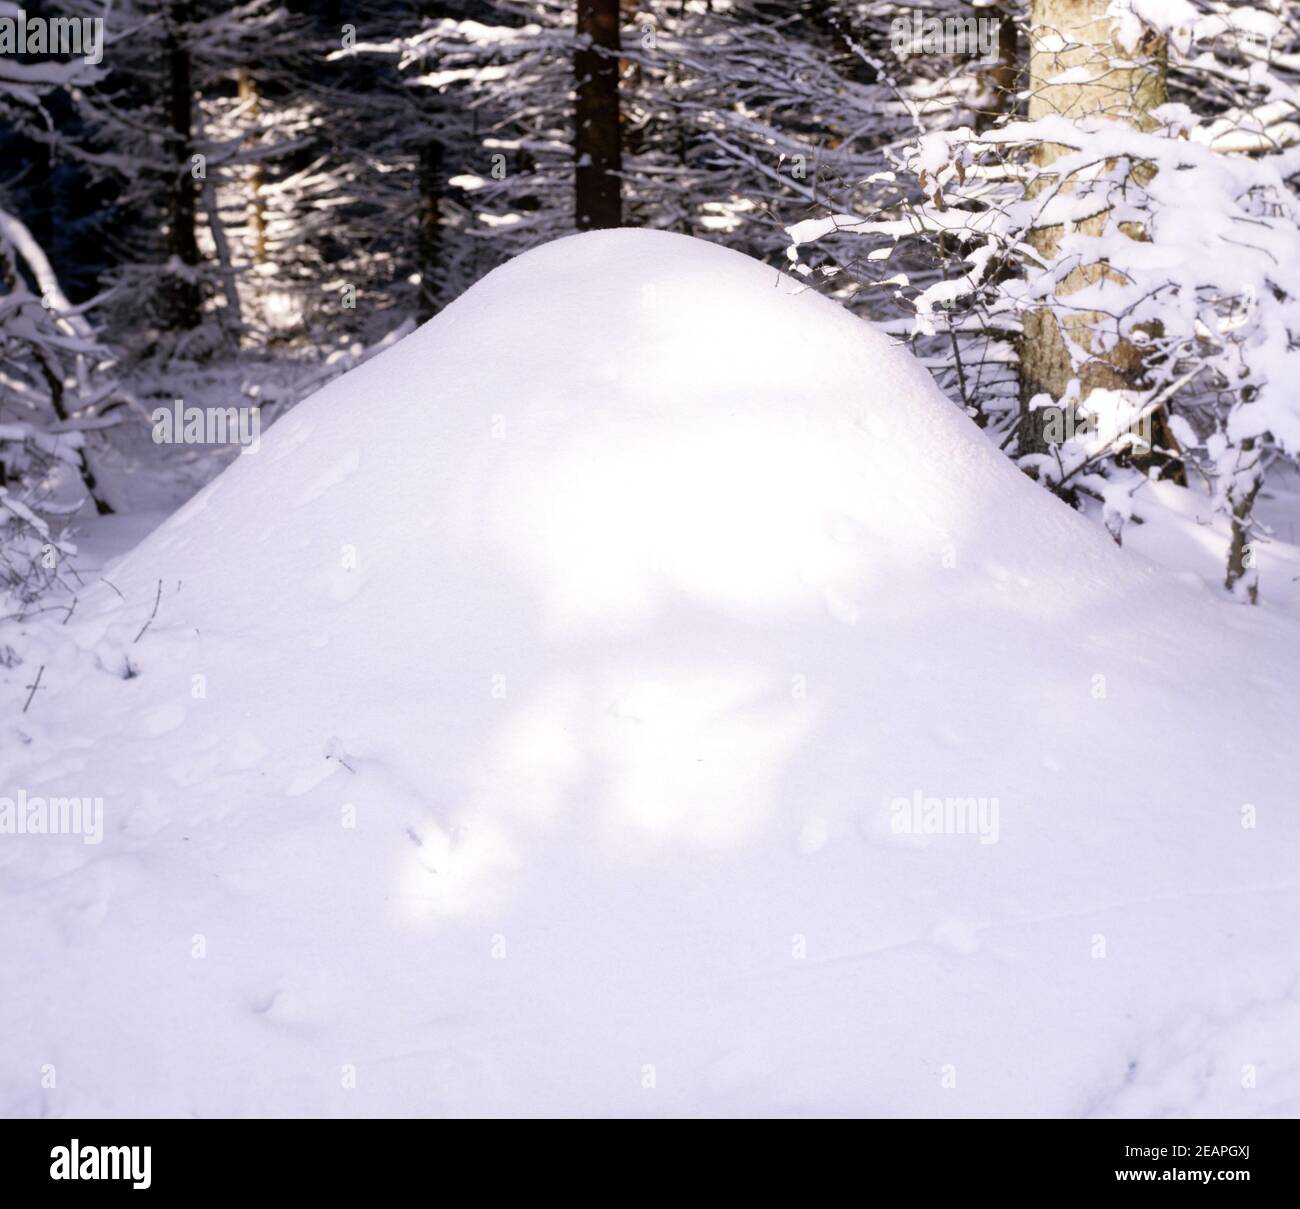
3,229,1299,1117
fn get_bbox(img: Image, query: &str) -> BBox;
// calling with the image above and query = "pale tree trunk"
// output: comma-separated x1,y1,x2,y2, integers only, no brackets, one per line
201,176,244,340
1019,0,1169,461
237,68,267,266
1224,437,1261,602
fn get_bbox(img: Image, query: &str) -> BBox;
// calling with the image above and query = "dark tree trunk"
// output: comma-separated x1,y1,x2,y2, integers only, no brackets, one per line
574,0,622,230
416,139,444,323
164,1,202,331
975,5,1020,133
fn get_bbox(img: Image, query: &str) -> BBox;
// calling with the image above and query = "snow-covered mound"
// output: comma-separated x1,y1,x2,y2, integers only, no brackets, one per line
3,230,1300,1117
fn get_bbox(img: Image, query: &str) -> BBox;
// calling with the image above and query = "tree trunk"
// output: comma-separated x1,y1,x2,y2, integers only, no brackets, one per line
1019,0,1166,456
975,5,1020,133
238,68,267,266
1224,437,1261,602
574,0,622,231
163,1,202,331
202,177,244,341
416,139,444,323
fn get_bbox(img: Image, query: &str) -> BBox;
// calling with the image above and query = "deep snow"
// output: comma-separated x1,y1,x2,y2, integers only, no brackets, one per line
2,229,1299,1117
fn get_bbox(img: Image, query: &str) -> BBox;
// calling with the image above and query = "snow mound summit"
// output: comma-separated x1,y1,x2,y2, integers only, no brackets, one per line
5,231,1300,1118
106,228,1129,639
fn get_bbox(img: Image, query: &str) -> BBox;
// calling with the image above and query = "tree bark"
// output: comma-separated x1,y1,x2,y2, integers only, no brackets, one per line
202,177,243,340
238,68,267,266
975,5,1020,133
163,1,202,331
574,0,622,230
1225,437,1261,602
1019,0,1166,456
416,139,444,323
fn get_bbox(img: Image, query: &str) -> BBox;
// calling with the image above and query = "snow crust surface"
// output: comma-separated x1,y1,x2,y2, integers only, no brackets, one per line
3,230,1299,1117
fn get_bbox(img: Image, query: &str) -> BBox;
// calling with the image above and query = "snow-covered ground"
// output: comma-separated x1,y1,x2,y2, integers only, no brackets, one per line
2,230,1299,1117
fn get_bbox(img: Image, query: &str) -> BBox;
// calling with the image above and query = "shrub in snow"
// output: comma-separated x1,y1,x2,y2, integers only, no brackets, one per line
0,211,106,608
0,15,117,608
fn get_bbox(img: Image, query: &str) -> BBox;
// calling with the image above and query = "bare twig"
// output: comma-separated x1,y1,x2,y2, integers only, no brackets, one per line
133,578,163,644
22,664,45,713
